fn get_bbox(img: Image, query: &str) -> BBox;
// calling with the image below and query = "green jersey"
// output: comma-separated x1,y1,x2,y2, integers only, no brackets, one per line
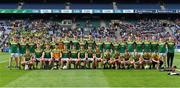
79,41,86,48
87,39,95,49
24,54,32,61
127,41,134,52
71,49,78,58
158,41,167,53
119,42,126,53
124,53,130,61
167,41,175,53
95,49,101,58
113,52,120,59
87,49,94,58
133,54,140,62
44,49,51,58
35,48,43,58
113,42,119,51
151,41,158,52
62,50,70,58
143,40,151,52
9,41,18,53
135,41,143,52
28,42,35,53
79,50,86,58
72,40,79,50
50,41,56,49
103,52,111,60
80,40,88,49
96,41,103,52
63,40,70,50
104,41,112,51
19,42,27,54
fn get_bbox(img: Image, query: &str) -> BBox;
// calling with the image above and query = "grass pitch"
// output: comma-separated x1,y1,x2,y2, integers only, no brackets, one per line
0,52,180,87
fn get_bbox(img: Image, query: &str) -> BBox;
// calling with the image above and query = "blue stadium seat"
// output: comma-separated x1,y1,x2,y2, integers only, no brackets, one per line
117,4,161,9
71,4,112,9
23,4,65,9
0,4,17,9
165,4,180,9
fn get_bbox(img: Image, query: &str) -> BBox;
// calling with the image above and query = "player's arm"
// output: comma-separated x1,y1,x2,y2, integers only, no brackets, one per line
22,55,26,63
78,51,80,59
51,52,53,60
68,50,71,59
142,42,145,52
42,52,45,59
152,56,159,63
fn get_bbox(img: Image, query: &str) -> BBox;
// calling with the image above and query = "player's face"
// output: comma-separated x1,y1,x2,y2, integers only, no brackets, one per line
128,37,131,41
106,37,109,41
145,37,148,40
64,45,67,50
29,38,32,42
36,44,40,48
137,37,140,40
152,36,156,40
81,46,84,49
72,46,75,50
169,37,172,41
96,46,98,49
55,45,58,48
13,37,16,41
115,38,118,42
22,38,26,42
98,38,101,41
46,45,50,49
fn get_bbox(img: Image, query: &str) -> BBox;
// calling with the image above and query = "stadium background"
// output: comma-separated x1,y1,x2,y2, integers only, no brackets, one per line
0,0,180,87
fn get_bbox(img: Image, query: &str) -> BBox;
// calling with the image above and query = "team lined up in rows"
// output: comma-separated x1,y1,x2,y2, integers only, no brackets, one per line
8,35,176,70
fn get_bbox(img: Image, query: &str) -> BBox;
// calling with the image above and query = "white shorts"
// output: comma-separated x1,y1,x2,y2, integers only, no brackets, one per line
11,53,19,58
88,58,94,61
80,58,86,61
120,53,125,56
36,58,41,60
61,58,69,61
19,54,24,56
138,52,143,56
71,58,78,61
160,53,166,56
129,52,134,55
96,58,101,60
44,58,51,60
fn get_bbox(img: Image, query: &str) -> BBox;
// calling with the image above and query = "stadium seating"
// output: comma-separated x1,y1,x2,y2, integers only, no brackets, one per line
165,4,180,9
70,4,113,9
117,4,161,9
23,4,65,9
0,3,17,9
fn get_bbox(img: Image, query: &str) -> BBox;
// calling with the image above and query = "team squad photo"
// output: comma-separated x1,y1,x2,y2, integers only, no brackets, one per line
8,32,176,70
0,0,180,87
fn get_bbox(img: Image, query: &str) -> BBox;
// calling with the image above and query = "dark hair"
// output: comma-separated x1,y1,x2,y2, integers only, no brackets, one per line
173,66,177,69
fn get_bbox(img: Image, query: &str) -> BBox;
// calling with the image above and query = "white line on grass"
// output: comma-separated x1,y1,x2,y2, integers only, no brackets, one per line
0,60,8,63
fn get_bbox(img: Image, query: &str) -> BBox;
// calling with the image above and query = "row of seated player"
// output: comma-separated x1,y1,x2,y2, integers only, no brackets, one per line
17,47,169,70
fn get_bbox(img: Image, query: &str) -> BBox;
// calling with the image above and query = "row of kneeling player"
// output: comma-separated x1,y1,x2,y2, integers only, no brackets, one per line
21,46,165,70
